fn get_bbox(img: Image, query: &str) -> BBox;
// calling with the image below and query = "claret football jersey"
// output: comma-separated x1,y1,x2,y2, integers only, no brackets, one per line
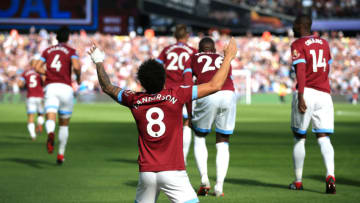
21,70,44,98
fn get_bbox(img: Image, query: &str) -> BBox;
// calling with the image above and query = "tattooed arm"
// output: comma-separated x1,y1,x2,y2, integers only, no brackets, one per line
89,45,122,102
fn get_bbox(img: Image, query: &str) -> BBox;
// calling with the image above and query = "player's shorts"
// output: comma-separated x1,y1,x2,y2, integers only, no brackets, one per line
44,83,74,119
26,97,44,114
182,101,195,119
291,87,334,135
135,170,199,203
192,90,236,135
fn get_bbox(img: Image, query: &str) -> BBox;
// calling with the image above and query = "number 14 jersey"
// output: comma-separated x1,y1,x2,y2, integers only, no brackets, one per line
118,85,197,172
40,43,78,87
291,36,332,93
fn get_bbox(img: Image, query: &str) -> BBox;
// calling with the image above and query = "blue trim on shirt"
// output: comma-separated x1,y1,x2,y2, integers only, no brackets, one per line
312,128,334,134
39,57,46,62
117,89,125,103
184,198,199,203
192,85,198,100
291,127,307,135
193,126,211,133
20,77,25,81
45,105,58,111
215,128,234,135
155,58,164,65
293,59,306,65
328,59,333,64
71,55,79,59
183,68,192,74
59,110,72,115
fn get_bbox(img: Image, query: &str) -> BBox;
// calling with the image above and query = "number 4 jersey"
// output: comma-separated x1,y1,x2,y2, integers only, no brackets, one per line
291,36,332,93
40,43,78,87
118,85,197,172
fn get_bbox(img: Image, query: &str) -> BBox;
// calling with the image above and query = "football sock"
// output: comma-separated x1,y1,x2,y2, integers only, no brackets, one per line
183,125,192,165
27,123,36,139
317,136,335,177
194,135,209,186
37,116,44,125
215,142,229,192
293,138,306,182
45,120,55,134
58,126,69,155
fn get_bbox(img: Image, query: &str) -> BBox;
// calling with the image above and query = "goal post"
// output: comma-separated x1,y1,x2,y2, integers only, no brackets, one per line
232,69,251,105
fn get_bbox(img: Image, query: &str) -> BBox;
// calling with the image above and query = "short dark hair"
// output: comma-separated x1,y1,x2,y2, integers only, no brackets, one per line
199,37,215,52
137,59,166,94
174,24,188,40
56,26,70,43
295,14,312,30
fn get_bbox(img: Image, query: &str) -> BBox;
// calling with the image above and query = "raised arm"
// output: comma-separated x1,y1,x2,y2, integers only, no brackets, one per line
196,38,237,99
88,46,122,102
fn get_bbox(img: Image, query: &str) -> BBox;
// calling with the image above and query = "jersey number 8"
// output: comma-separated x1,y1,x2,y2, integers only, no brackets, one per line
146,107,166,138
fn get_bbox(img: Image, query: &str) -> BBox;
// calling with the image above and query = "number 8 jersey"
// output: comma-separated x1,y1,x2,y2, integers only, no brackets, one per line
291,36,332,93
40,43,78,87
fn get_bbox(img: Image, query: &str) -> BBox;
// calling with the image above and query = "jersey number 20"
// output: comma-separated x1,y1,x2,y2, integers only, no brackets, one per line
146,107,165,137
310,49,326,72
167,52,190,70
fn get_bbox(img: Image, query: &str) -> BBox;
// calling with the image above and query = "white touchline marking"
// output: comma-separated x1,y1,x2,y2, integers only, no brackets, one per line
336,111,360,116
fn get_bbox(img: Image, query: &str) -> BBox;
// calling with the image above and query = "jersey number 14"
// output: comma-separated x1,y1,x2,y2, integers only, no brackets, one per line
309,49,326,72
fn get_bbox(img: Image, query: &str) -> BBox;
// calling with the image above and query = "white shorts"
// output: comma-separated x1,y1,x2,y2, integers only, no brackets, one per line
135,170,199,203
291,87,334,135
44,83,74,119
182,101,195,119
192,90,236,135
26,97,44,114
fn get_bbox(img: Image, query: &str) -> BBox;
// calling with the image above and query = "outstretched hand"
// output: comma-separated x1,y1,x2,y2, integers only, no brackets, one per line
224,37,237,60
88,44,105,64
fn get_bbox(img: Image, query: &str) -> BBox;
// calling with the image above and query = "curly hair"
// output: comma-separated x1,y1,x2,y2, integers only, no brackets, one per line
137,59,166,94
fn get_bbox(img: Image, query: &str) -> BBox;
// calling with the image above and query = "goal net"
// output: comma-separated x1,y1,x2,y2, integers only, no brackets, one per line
232,69,251,105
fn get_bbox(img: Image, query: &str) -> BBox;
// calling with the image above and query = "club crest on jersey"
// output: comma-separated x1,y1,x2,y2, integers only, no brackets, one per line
292,49,300,59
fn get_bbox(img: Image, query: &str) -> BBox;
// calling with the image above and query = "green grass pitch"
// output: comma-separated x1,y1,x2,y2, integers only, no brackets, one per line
0,103,359,203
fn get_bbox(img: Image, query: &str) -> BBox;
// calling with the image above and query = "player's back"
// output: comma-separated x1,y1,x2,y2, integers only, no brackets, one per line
192,52,234,91
119,86,193,172
22,70,44,98
41,43,77,87
291,36,332,93
157,42,196,88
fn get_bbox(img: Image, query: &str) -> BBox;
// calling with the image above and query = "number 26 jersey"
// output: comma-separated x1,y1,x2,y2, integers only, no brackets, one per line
40,43,78,87
118,85,197,172
291,36,332,93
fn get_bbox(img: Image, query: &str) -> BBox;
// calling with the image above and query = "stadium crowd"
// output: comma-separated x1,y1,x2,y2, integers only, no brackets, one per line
0,29,359,100
233,0,360,19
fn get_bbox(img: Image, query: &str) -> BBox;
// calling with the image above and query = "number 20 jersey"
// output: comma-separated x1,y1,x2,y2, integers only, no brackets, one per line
191,52,234,91
118,85,196,172
40,43,78,87
157,42,197,89
291,36,332,93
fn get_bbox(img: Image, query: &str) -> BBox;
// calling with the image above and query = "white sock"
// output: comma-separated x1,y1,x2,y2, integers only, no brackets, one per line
27,123,36,139
215,142,229,192
45,120,55,134
194,135,209,186
183,125,192,165
37,116,44,125
293,138,306,182
58,126,69,155
317,136,335,177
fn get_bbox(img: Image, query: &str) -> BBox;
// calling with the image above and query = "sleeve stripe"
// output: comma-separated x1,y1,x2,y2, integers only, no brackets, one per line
71,55,79,59
183,68,192,74
155,58,164,65
293,59,306,65
39,57,46,62
117,89,125,103
20,77,25,81
328,59,333,64
192,85,198,100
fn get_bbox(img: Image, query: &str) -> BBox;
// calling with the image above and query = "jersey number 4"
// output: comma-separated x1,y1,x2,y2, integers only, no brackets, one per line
198,55,223,73
309,49,326,72
167,52,190,70
146,107,165,138
51,54,62,72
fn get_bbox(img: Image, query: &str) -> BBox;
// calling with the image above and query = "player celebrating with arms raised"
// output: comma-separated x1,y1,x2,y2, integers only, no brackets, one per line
18,56,45,141
35,26,81,164
88,37,237,203
289,15,336,194
189,37,236,197
156,24,197,164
